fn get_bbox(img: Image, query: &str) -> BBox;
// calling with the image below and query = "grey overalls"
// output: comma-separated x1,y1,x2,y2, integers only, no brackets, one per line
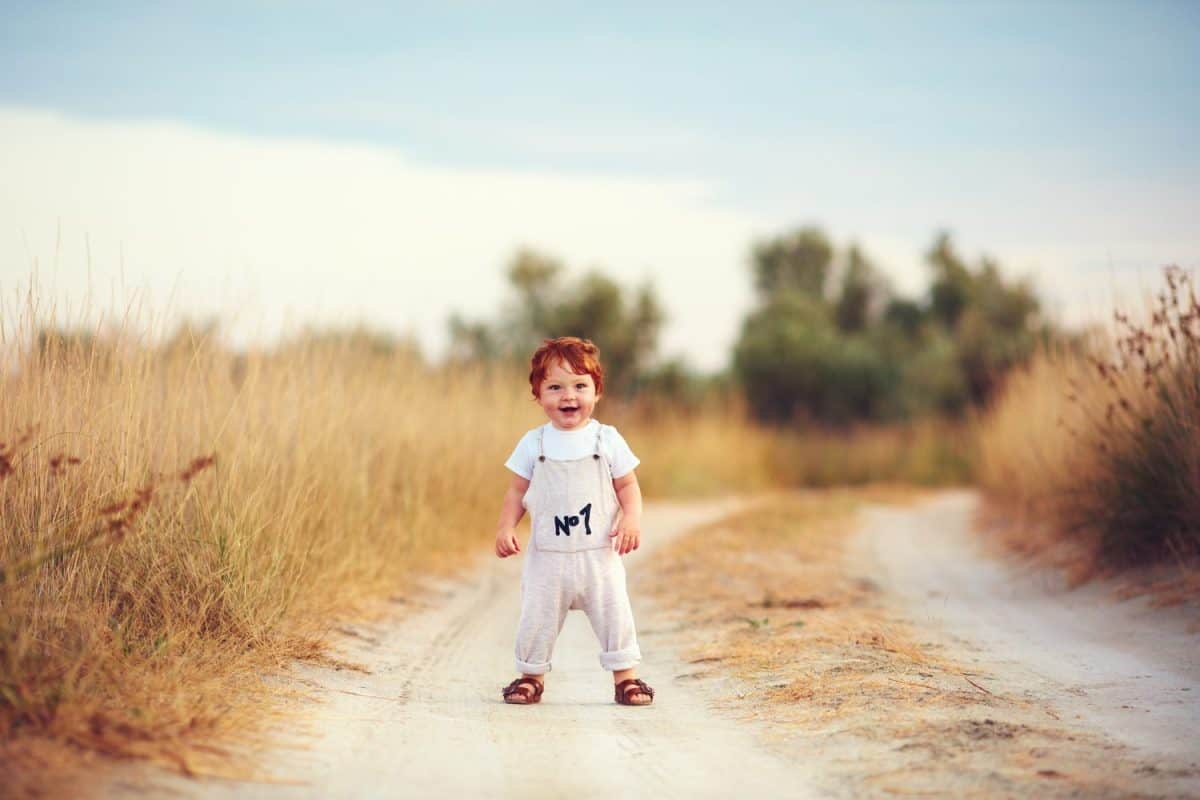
513,425,642,675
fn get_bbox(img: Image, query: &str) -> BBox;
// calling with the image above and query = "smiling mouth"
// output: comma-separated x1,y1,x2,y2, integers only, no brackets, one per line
559,406,579,413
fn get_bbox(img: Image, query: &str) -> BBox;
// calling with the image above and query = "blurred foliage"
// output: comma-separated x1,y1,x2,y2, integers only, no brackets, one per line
834,245,888,334
734,292,897,424
287,323,424,363
752,227,834,300
735,225,1049,423
159,317,221,357
35,326,114,367
633,358,709,409
450,230,1050,422
448,247,666,396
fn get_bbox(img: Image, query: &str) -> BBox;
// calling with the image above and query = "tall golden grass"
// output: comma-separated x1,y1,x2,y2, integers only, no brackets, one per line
617,403,971,496
977,266,1200,571
0,320,542,776
1,301,970,781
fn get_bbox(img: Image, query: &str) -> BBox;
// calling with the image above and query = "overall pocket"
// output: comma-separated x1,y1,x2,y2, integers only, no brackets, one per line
526,456,619,553
533,500,607,552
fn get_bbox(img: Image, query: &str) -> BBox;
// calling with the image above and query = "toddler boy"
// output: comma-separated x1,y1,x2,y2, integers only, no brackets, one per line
494,337,654,706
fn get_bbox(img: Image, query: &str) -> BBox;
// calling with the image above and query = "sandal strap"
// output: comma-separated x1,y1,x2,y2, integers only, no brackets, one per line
615,678,655,702
616,678,654,695
502,677,544,701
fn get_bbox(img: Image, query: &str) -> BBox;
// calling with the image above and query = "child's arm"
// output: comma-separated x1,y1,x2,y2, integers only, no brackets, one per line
609,470,643,555
495,473,531,558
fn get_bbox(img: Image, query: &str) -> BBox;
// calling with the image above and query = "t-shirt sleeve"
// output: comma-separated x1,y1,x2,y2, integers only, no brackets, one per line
604,425,641,479
503,430,538,480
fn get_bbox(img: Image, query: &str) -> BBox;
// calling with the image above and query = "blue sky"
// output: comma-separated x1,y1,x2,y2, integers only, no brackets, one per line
1,1,1197,366
5,3,1196,185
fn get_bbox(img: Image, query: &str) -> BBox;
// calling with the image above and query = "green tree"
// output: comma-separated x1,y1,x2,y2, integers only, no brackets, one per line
927,232,972,328
447,248,665,396
927,237,1042,404
834,244,886,334
507,248,563,340
737,229,899,423
733,292,896,423
733,226,1048,423
550,271,664,393
895,330,969,415
751,226,833,300
882,298,926,339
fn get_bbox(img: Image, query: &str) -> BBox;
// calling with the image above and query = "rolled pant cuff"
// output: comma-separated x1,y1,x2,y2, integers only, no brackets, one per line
598,645,642,672
515,658,552,675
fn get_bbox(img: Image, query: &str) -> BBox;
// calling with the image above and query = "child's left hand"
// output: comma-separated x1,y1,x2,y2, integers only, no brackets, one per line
610,521,641,555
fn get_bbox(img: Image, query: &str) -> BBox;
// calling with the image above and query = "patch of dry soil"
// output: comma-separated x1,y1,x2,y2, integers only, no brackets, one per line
640,490,1200,799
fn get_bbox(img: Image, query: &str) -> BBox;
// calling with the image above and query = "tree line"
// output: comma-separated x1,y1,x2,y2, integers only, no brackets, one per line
449,226,1050,425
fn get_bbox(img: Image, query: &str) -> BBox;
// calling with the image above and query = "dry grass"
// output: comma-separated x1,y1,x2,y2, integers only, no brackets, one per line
637,490,972,725
0,319,542,791
612,403,780,497
765,418,973,488
636,492,1184,798
977,266,1200,584
0,300,972,793
618,405,972,497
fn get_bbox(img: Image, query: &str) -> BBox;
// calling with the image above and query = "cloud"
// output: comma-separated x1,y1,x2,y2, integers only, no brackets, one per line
2,106,1195,371
0,107,759,369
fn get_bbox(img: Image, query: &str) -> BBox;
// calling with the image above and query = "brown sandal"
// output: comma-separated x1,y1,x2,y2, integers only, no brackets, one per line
614,678,655,706
502,677,544,705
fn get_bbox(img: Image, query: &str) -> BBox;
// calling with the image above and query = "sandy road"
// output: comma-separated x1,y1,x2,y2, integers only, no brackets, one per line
107,498,821,800
106,491,1200,799
855,491,1200,768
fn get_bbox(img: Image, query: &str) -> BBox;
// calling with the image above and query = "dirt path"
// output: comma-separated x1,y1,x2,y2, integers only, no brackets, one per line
106,492,1199,798
854,490,1200,768
108,498,822,799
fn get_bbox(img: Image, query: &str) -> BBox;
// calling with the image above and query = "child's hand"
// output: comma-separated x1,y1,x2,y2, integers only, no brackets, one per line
495,529,521,558
610,521,641,555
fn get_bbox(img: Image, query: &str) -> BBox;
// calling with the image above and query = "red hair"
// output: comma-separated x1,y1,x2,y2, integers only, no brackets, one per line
528,337,605,398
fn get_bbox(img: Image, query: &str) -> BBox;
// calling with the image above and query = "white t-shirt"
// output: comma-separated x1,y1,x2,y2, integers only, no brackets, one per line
504,420,640,480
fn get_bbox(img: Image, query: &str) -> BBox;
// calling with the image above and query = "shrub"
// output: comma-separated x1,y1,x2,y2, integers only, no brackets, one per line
978,266,1200,568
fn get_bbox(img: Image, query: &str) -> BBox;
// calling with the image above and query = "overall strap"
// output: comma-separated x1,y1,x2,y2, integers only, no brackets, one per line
537,426,545,462
593,423,603,460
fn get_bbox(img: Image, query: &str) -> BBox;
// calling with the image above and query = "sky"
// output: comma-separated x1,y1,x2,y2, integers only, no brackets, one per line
1,1,1197,369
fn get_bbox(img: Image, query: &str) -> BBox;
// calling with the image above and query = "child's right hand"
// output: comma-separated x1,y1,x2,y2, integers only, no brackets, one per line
495,529,521,558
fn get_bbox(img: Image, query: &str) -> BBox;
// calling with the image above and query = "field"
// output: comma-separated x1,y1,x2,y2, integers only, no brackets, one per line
0,313,966,785
5,269,1195,789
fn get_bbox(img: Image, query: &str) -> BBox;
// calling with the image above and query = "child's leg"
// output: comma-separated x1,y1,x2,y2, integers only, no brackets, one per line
577,549,642,673
513,551,571,675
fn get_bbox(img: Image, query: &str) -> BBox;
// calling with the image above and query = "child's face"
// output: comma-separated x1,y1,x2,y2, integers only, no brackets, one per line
537,359,599,430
